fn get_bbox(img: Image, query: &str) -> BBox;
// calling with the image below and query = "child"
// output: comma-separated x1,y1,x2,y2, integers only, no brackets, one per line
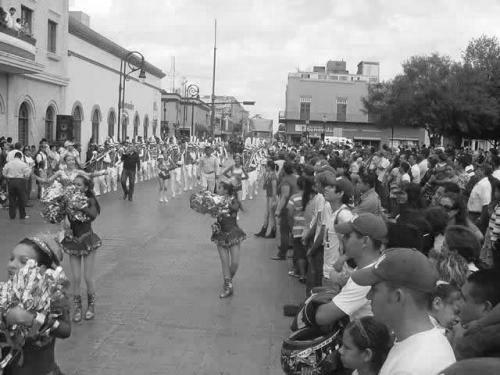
340,316,393,375
157,154,170,203
430,282,464,335
5,234,71,375
61,175,101,322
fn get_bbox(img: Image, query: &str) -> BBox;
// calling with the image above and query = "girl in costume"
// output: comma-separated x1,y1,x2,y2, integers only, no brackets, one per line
60,175,101,323
157,154,170,203
212,181,246,298
222,154,248,202
4,234,71,375
35,154,106,186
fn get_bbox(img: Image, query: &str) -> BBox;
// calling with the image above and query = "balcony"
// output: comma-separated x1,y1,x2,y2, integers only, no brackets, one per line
279,110,369,123
0,25,43,74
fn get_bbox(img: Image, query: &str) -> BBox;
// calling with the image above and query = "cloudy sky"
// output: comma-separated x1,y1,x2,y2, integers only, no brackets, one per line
70,0,500,126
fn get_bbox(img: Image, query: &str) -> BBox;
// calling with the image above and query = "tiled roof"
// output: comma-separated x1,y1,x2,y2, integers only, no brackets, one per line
68,16,165,79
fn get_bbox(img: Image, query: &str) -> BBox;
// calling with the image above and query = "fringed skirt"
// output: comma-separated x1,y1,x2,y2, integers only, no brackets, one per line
61,230,102,257
211,222,246,248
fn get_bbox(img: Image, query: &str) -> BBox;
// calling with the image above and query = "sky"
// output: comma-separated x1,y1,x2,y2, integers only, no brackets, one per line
69,0,500,127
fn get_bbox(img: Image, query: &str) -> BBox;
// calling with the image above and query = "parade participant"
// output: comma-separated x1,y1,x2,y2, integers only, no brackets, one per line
90,145,108,196
103,143,118,193
212,181,246,298
222,153,248,202
61,175,101,322
22,145,35,204
169,143,183,197
199,146,219,192
5,234,70,375
352,248,456,375
183,142,197,191
34,139,49,199
59,141,82,168
255,159,278,238
2,151,31,219
339,316,393,375
157,154,170,203
120,145,140,201
36,154,106,186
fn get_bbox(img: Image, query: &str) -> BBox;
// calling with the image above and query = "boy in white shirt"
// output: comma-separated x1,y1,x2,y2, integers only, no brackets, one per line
352,248,456,375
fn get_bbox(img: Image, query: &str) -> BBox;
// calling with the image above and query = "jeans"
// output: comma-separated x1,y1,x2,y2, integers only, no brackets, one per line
278,211,291,258
7,178,27,219
121,169,136,198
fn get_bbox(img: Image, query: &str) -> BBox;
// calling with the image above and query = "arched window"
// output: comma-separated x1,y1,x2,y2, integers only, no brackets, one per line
45,106,55,142
91,109,100,143
122,115,128,141
18,102,29,145
153,120,158,136
143,115,149,140
108,110,115,138
72,105,82,143
133,113,140,139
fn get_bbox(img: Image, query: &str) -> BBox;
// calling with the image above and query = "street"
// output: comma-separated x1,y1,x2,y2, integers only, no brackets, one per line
0,181,303,375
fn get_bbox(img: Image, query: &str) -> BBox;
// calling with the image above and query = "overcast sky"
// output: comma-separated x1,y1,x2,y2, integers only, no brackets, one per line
70,0,500,126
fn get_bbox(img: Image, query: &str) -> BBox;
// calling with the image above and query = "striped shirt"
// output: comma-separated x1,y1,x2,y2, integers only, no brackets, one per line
288,193,305,238
489,203,500,243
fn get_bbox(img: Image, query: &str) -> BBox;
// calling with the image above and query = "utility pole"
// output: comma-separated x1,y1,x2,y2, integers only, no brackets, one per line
210,19,217,136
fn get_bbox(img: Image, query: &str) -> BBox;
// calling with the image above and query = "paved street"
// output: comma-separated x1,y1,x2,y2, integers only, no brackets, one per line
0,180,303,374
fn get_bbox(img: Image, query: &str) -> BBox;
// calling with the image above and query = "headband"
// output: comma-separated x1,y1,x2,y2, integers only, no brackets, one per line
29,235,63,268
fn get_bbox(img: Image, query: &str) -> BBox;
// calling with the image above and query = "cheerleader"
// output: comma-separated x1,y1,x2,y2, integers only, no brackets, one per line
61,175,101,323
157,154,170,203
5,234,70,375
212,181,246,298
222,154,248,202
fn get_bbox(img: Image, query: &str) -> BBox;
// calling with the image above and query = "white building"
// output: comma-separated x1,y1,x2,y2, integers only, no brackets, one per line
0,1,164,157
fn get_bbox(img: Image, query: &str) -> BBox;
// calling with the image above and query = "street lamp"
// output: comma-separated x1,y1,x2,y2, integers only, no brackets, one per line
322,114,327,143
117,51,146,142
185,84,199,137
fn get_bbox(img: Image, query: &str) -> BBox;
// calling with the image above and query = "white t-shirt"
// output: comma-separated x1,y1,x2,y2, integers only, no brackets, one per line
332,262,376,320
379,327,455,375
323,204,353,278
410,164,421,184
418,159,429,176
401,173,411,183
377,157,391,182
467,177,491,213
493,169,500,181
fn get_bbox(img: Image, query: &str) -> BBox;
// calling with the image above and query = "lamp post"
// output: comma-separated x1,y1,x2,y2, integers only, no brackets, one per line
322,114,327,143
184,84,199,137
117,51,146,142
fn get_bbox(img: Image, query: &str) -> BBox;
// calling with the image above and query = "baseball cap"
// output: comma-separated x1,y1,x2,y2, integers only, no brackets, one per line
351,247,438,293
324,176,354,198
335,212,387,241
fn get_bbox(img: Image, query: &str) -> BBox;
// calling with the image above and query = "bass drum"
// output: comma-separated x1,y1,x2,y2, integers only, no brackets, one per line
280,325,346,375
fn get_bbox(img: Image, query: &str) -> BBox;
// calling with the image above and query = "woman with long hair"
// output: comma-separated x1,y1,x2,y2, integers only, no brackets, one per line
255,159,278,238
212,181,246,298
439,192,483,242
157,154,171,203
61,175,102,322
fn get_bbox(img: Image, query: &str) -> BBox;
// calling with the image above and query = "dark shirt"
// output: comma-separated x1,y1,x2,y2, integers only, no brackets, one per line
121,152,140,171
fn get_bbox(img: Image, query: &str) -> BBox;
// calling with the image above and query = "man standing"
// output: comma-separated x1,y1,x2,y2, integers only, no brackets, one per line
34,139,49,199
183,143,197,191
2,152,31,219
352,248,456,375
354,172,382,216
409,154,421,184
198,146,219,192
121,145,140,201
467,164,492,234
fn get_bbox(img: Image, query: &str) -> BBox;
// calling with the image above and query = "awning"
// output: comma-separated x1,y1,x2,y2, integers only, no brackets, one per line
353,136,381,141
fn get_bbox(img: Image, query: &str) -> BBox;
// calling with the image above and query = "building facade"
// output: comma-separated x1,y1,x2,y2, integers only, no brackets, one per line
201,95,250,138
0,1,164,157
161,91,210,139
249,116,272,140
279,60,425,148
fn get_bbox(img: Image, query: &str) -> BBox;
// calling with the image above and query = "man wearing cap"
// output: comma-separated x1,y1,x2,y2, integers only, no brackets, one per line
198,146,219,192
307,213,387,329
351,248,455,375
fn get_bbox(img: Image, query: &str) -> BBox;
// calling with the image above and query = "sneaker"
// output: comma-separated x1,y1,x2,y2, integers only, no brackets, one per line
21,216,30,220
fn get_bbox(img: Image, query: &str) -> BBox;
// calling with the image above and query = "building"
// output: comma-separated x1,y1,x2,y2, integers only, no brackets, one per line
249,116,273,140
161,90,210,139
279,60,425,148
0,0,164,157
200,95,250,138
0,0,69,146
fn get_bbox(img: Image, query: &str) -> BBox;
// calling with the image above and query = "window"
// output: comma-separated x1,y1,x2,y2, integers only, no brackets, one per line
72,106,82,143
299,103,310,121
18,102,29,146
143,116,149,139
21,6,33,36
336,97,347,122
45,106,55,142
133,114,139,138
47,21,57,53
91,109,100,143
108,110,115,138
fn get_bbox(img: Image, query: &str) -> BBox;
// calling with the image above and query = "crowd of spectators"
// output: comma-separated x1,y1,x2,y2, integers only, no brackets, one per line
264,140,500,374
0,6,28,35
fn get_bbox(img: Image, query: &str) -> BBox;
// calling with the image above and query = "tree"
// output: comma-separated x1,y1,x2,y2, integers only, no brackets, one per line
363,41,500,143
